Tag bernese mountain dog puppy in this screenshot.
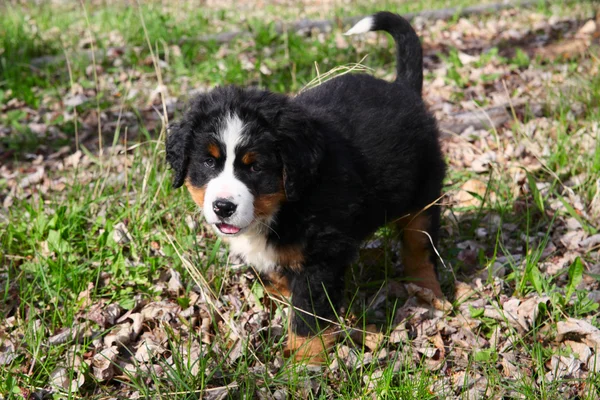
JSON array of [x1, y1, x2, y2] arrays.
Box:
[[166, 12, 446, 362]]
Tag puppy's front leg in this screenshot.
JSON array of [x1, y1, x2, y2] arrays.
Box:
[[285, 266, 345, 363]]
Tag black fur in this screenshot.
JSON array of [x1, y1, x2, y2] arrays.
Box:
[[166, 12, 445, 340], [372, 11, 424, 93], [166, 119, 193, 188]]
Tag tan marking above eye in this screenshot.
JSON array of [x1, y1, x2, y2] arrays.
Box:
[[207, 143, 220, 158], [241, 152, 256, 165]]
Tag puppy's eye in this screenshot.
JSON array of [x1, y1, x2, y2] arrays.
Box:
[[204, 158, 216, 168], [250, 164, 261, 173]]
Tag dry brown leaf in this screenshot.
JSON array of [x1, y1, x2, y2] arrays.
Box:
[[349, 324, 384, 352], [500, 354, 523, 379], [515, 296, 549, 332], [49, 368, 69, 391], [0, 340, 18, 366], [340, 346, 360, 369], [92, 346, 119, 382], [228, 339, 244, 363], [545, 355, 580, 380], [77, 282, 95, 309], [112, 222, 133, 245], [563, 340, 592, 364], [134, 338, 165, 363], [471, 151, 497, 173], [580, 234, 600, 250], [19, 166, 45, 189], [104, 322, 133, 347], [180, 340, 203, 376], [537, 39, 590, 60], [200, 317, 212, 344], [48, 323, 89, 346], [140, 301, 180, 322], [168, 268, 184, 294], [577, 19, 597, 37], [84, 302, 106, 327], [557, 318, 600, 348], [405, 283, 452, 312], [587, 352, 600, 373], [455, 179, 489, 207], [389, 322, 409, 344], [64, 151, 82, 168], [105, 303, 122, 326], [454, 281, 476, 302], [363, 369, 384, 390], [502, 298, 523, 332]]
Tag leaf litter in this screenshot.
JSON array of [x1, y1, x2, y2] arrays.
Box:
[[1, 2, 600, 399]]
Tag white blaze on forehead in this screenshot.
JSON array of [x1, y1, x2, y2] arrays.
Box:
[[221, 113, 246, 175], [203, 113, 255, 232], [344, 16, 374, 36]]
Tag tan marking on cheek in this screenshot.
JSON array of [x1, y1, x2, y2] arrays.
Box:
[[276, 246, 304, 272], [253, 191, 286, 218], [398, 214, 443, 298], [241, 152, 256, 165], [286, 326, 339, 364], [207, 143, 220, 158], [184, 181, 207, 207]]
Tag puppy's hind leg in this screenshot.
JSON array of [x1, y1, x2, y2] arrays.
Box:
[[397, 209, 443, 298]]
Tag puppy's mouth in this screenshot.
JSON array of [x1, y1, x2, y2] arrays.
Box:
[[215, 223, 242, 235]]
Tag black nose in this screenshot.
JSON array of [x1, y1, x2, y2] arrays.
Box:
[[213, 199, 237, 218]]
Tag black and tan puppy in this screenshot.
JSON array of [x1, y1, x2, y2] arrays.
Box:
[[166, 12, 446, 362]]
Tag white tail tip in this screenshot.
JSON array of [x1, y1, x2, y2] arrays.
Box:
[[344, 16, 374, 36]]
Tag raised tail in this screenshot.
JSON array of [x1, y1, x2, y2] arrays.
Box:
[[345, 12, 423, 94]]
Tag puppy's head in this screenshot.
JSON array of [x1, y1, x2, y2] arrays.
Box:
[[166, 86, 323, 237]]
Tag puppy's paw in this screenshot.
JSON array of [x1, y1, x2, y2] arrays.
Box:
[[285, 327, 339, 364], [406, 283, 452, 312]]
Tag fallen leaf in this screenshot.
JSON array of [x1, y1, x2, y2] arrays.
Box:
[[536, 39, 589, 61], [587, 352, 600, 373], [64, 94, 89, 107], [545, 355, 580, 380], [104, 322, 133, 347], [563, 340, 591, 364], [140, 301, 180, 322], [49, 367, 69, 391], [350, 324, 384, 351], [471, 151, 497, 173], [48, 323, 89, 346], [92, 346, 119, 381], [19, 167, 45, 189], [406, 283, 452, 312], [455, 179, 489, 207], [0, 340, 18, 365], [135, 338, 165, 363], [168, 268, 184, 294], [112, 222, 133, 245], [557, 318, 600, 348], [577, 19, 597, 36]]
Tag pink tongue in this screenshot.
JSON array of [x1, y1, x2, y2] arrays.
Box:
[[218, 223, 241, 234]]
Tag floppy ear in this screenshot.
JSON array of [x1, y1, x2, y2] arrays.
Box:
[[275, 104, 324, 201], [165, 120, 193, 188]]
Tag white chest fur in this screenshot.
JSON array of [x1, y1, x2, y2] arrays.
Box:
[[227, 229, 279, 273]]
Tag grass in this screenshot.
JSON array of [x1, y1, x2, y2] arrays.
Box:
[[1, 0, 600, 398]]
